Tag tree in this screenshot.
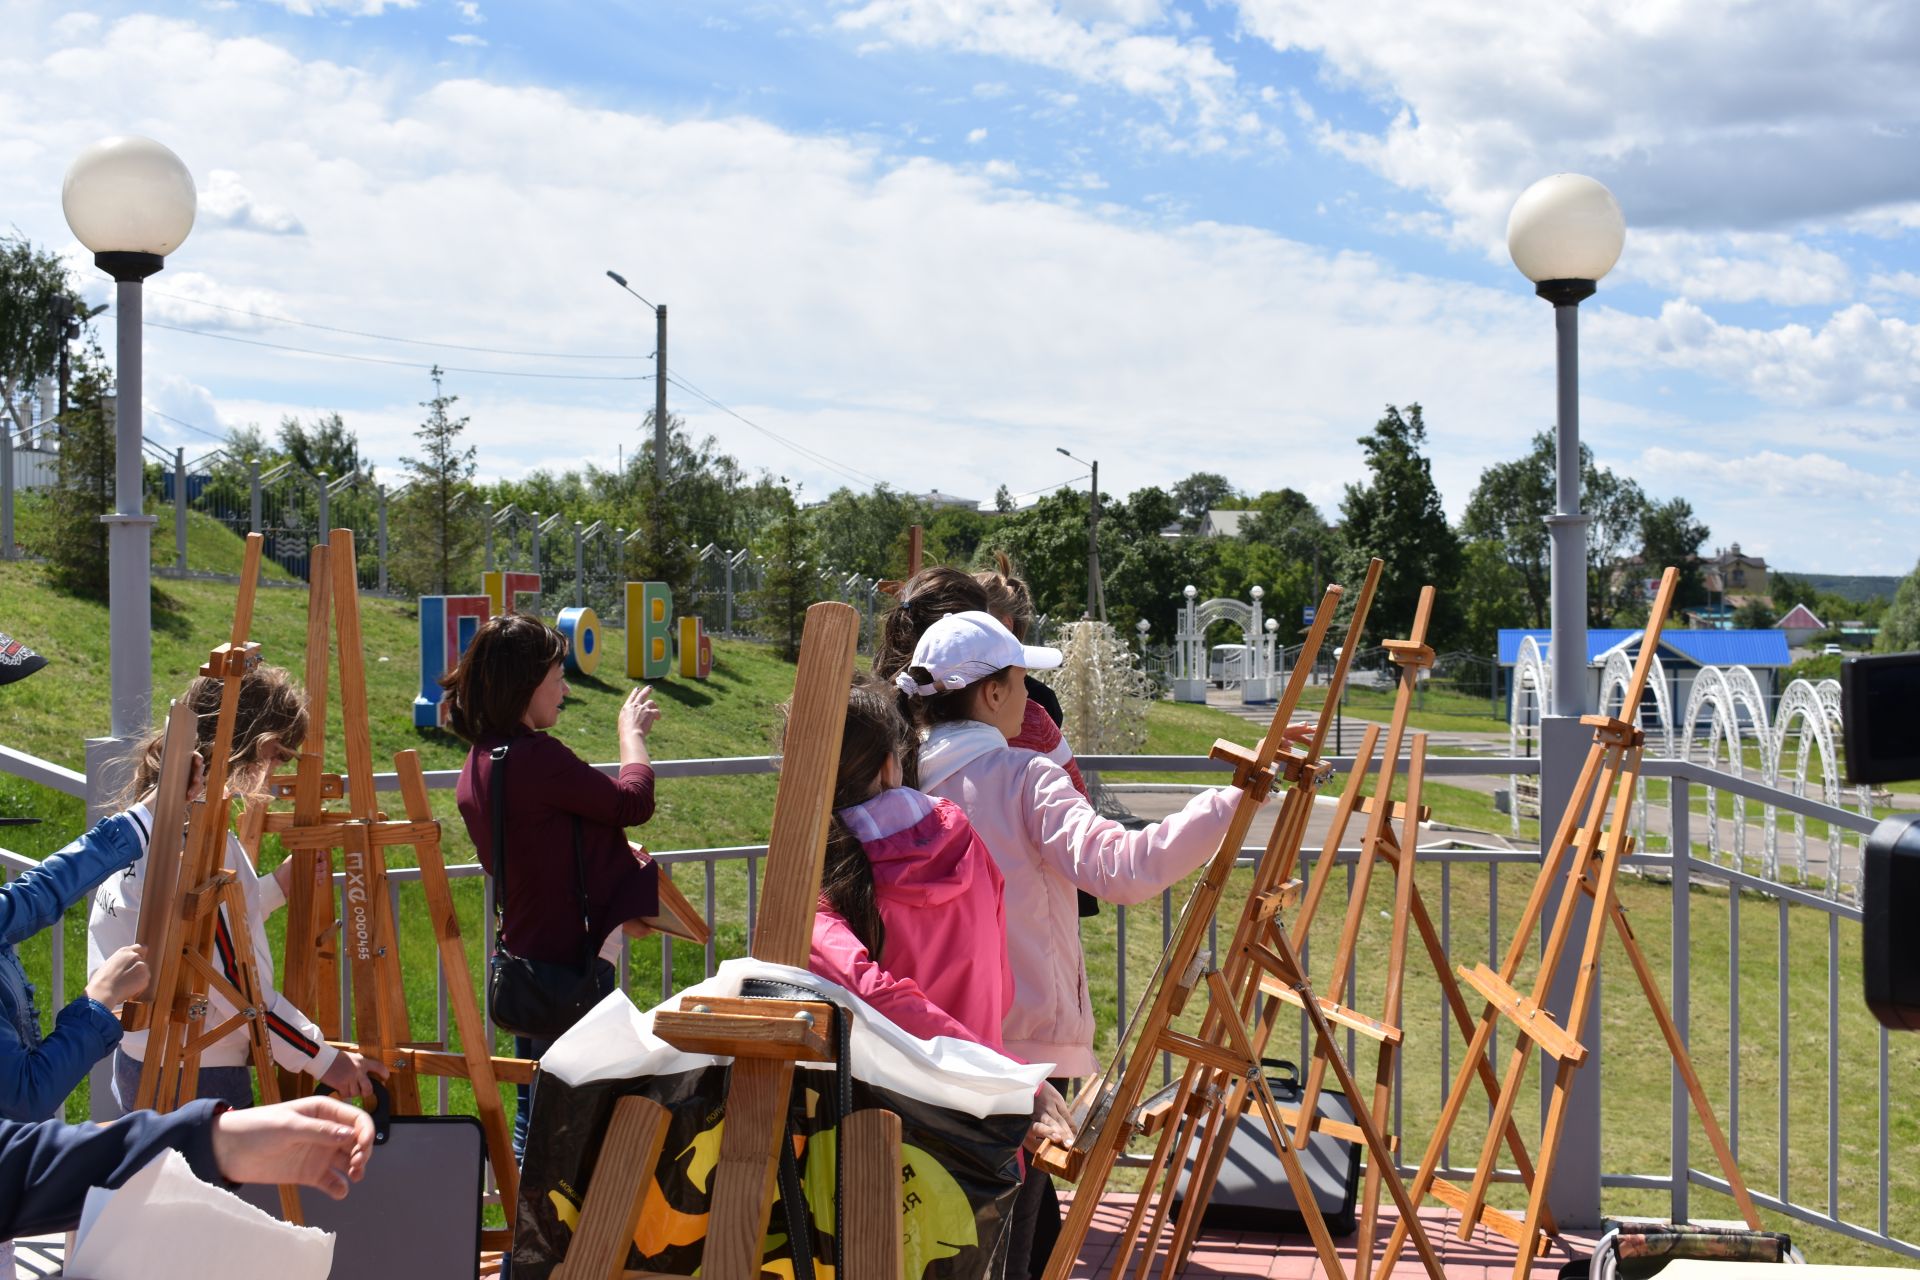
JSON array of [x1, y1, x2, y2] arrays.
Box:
[[1455, 538, 1532, 656], [1877, 558, 1920, 654], [809, 484, 931, 579], [994, 484, 1015, 514], [1771, 573, 1817, 614], [749, 483, 817, 661], [1170, 472, 1239, 531], [1584, 465, 1648, 624], [0, 234, 91, 431], [41, 348, 115, 599], [278, 412, 364, 481], [1338, 404, 1461, 647], [1639, 497, 1711, 610], [388, 367, 481, 595], [1732, 599, 1775, 629]]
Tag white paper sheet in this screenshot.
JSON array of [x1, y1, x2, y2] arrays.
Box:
[[66, 1150, 334, 1280]]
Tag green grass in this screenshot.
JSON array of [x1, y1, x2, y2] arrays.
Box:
[[1298, 681, 1511, 736], [2, 557, 1915, 1263]]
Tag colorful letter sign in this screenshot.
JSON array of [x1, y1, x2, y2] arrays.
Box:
[[413, 594, 493, 727], [678, 615, 712, 679], [626, 582, 675, 681], [557, 606, 602, 677], [482, 570, 542, 616]]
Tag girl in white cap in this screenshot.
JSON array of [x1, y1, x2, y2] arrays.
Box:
[[898, 609, 1279, 1275]]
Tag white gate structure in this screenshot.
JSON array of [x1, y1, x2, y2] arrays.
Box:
[[1170, 583, 1277, 704]]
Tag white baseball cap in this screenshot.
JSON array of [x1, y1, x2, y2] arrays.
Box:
[[895, 610, 1062, 696]]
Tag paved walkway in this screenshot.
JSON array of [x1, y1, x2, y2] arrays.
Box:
[[1061, 1193, 1593, 1280]]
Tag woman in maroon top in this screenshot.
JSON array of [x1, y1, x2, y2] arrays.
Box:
[[441, 612, 662, 1158]]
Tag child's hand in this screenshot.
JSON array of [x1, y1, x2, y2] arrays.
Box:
[[1024, 1080, 1074, 1152], [211, 1096, 375, 1200], [184, 751, 207, 802], [319, 1048, 391, 1100], [1280, 720, 1315, 745], [272, 853, 333, 900], [87, 944, 150, 1009]]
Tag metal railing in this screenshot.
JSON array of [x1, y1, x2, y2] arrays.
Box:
[[0, 746, 1907, 1259]]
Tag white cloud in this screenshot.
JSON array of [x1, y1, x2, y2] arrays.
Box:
[[448, 32, 486, 46], [966, 126, 988, 144], [258, 0, 417, 15], [1594, 300, 1920, 411], [1237, 1, 1920, 247], [198, 169, 305, 235], [835, 0, 1254, 146], [1618, 231, 1851, 307], [454, 0, 482, 22]]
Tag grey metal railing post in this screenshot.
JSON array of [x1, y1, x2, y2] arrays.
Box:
[[248, 457, 262, 533], [531, 511, 541, 574], [173, 446, 188, 570], [1, 420, 14, 560], [377, 485, 391, 594], [315, 471, 330, 545], [1671, 776, 1692, 1223], [484, 501, 494, 570], [1539, 714, 1602, 1228], [574, 521, 586, 607]]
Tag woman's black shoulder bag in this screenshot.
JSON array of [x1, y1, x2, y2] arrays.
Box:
[[483, 740, 617, 1042]]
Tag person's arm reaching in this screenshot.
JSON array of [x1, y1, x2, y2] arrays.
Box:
[[541, 685, 661, 829], [0, 946, 148, 1123], [0, 813, 147, 949], [1023, 758, 1242, 906], [808, 911, 979, 1044], [0, 1095, 375, 1239]]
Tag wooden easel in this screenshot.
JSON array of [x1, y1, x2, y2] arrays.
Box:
[[555, 601, 906, 1280], [1035, 562, 1446, 1280], [257, 528, 523, 1246], [122, 533, 301, 1221], [1375, 568, 1759, 1280]]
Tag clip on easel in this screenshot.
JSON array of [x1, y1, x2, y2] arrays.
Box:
[[1037, 560, 1446, 1280], [121, 533, 302, 1221], [555, 601, 906, 1280], [252, 528, 534, 1252], [1377, 567, 1759, 1280]]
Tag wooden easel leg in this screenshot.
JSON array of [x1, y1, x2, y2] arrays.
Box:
[[706, 1058, 799, 1280], [843, 1109, 904, 1280], [1107, 1069, 1193, 1280], [550, 1095, 671, 1280], [1603, 896, 1760, 1228]]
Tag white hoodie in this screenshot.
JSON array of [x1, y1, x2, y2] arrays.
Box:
[[917, 719, 1239, 1076], [87, 803, 339, 1080]]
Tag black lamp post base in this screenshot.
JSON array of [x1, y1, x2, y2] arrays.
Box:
[[95, 251, 164, 282]]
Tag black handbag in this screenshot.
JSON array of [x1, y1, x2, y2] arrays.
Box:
[[484, 741, 616, 1042]]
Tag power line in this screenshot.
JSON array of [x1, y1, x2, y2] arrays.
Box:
[[138, 319, 651, 382], [144, 289, 646, 361], [1002, 472, 1090, 505], [663, 371, 894, 489], [146, 408, 227, 443]]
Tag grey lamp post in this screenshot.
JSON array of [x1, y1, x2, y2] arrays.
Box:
[[1055, 446, 1104, 621], [62, 135, 196, 749], [606, 270, 667, 485], [1506, 171, 1625, 1230]]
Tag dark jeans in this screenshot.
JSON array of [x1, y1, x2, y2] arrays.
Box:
[[1006, 1077, 1071, 1280], [112, 1049, 254, 1112], [511, 1033, 554, 1164]]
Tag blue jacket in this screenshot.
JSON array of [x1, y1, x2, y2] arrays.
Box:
[[0, 1098, 225, 1238], [0, 812, 148, 1122]]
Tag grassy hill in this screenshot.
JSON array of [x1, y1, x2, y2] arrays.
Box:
[[1776, 571, 1902, 604], [2, 557, 1915, 1262]]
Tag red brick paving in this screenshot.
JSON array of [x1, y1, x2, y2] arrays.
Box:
[[1059, 1193, 1595, 1280]]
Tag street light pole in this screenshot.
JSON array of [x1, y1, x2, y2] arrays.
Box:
[[1056, 446, 1105, 621], [1506, 171, 1626, 1232], [62, 135, 196, 753], [607, 270, 667, 484]]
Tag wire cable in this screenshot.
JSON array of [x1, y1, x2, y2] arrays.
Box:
[[144, 289, 646, 361], [139, 319, 651, 381], [1001, 472, 1090, 505], [146, 408, 228, 443], [663, 371, 895, 489]]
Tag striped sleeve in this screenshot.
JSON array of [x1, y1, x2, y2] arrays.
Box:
[[211, 906, 339, 1079]]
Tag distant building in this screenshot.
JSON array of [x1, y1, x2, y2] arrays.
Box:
[[916, 490, 982, 512], [1774, 603, 1825, 647], [1198, 509, 1252, 538], [1704, 542, 1769, 602]]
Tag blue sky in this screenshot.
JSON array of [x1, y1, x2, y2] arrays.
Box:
[[3, 0, 1917, 574]]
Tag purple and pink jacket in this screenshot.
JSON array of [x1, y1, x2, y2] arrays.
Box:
[[807, 789, 1014, 1055]]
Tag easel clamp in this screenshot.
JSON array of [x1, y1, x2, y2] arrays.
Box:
[[1381, 639, 1435, 669], [652, 996, 840, 1062]]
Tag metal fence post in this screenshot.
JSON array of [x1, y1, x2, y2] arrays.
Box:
[[315, 471, 330, 546], [0, 418, 13, 561], [484, 501, 495, 571], [377, 486, 390, 594], [1671, 775, 1692, 1223], [173, 446, 188, 571], [574, 521, 586, 607], [531, 511, 541, 574], [1539, 713, 1603, 1228], [724, 549, 736, 634], [248, 457, 262, 533]]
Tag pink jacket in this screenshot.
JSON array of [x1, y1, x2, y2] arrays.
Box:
[[917, 719, 1239, 1076], [808, 789, 1014, 1053]]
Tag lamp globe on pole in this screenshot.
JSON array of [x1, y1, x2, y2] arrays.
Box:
[[63, 135, 196, 743]]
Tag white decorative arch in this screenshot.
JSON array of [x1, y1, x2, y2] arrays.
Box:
[[1509, 635, 1551, 836], [1600, 647, 1673, 850], [1682, 666, 1752, 871], [1767, 678, 1846, 885], [1723, 665, 1772, 746]]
